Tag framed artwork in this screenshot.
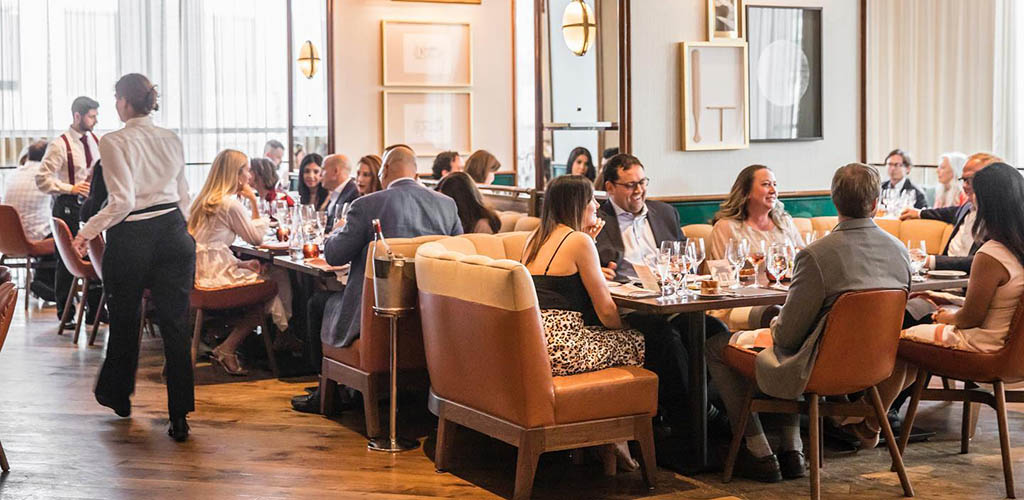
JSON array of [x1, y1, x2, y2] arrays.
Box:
[[381, 20, 472, 87], [680, 40, 749, 151], [383, 90, 473, 156], [745, 6, 823, 141], [708, 0, 743, 40]]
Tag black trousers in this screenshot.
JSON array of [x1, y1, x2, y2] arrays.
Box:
[[304, 291, 331, 374], [94, 210, 196, 418]]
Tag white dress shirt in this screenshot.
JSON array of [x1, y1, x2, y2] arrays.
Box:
[[36, 127, 99, 194], [888, 177, 907, 193], [79, 116, 190, 241], [948, 208, 977, 257], [610, 199, 658, 278], [3, 161, 52, 241]]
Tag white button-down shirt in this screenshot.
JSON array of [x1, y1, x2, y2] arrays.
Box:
[[610, 199, 658, 279], [3, 161, 52, 241], [79, 116, 190, 241], [36, 127, 99, 195], [890, 177, 907, 193], [948, 208, 977, 257]]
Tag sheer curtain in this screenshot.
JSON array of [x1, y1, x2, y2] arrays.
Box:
[[993, 0, 1021, 166], [0, 0, 288, 189]]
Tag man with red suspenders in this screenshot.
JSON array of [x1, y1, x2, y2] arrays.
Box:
[[36, 96, 103, 323]]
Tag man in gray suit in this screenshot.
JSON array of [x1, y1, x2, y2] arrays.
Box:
[[290, 145, 461, 413], [707, 163, 911, 482]]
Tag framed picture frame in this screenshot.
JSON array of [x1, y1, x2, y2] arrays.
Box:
[[383, 90, 473, 156], [680, 40, 749, 151], [381, 20, 473, 87], [745, 5, 823, 141], [708, 0, 743, 40]]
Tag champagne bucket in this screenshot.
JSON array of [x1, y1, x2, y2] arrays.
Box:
[[372, 253, 417, 312]]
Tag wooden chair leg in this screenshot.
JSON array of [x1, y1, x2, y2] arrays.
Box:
[[809, 394, 821, 500], [818, 416, 825, 469], [89, 290, 107, 346], [137, 296, 148, 341], [364, 375, 382, 439], [513, 431, 543, 500], [260, 318, 280, 377], [899, 370, 929, 455], [941, 377, 952, 390], [870, 386, 914, 497], [23, 256, 32, 311], [319, 373, 336, 416], [994, 381, 1016, 499], [72, 278, 89, 344], [968, 401, 981, 439], [634, 416, 657, 490], [722, 383, 755, 482], [961, 387, 973, 454], [435, 412, 457, 472], [0, 437, 8, 472], [57, 278, 78, 335], [191, 309, 203, 369]]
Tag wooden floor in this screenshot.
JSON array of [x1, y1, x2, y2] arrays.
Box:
[[1, 290, 1022, 499]]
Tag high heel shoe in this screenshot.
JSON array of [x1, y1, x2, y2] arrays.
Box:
[[594, 442, 640, 476], [211, 347, 249, 376]]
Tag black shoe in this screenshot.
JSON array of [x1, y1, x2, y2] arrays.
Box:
[[778, 450, 807, 479], [304, 386, 319, 394], [95, 392, 131, 417], [734, 447, 783, 483], [291, 389, 321, 414], [168, 416, 190, 442], [708, 404, 732, 437]]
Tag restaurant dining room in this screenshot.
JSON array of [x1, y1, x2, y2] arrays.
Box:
[[1, 0, 1024, 498]]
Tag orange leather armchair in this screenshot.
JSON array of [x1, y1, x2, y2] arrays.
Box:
[[50, 217, 98, 343], [896, 294, 1024, 498], [190, 280, 280, 376], [720, 290, 913, 500], [319, 235, 444, 438], [416, 235, 658, 500], [0, 204, 55, 310], [0, 280, 17, 471]]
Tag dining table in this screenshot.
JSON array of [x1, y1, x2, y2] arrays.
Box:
[[612, 276, 970, 472]]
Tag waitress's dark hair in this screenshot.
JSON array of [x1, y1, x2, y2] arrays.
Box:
[[114, 73, 159, 115], [522, 175, 593, 265], [971, 163, 1024, 266], [298, 153, 328, 206], [565, 146, 595, 181]]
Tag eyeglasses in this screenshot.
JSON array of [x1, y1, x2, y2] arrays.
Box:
[[885, 161, 906, 168], [959, 176, 973, 186], [611, 178, 650, 191]]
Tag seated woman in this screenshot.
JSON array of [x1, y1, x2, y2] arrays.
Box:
[[188, 150, 294, 375], [355, 154, 383, 196], [465, 150, 500, 185], [437, 172, 500, 234], [521, 174, 644, 471], [249, 157, 295, 207], [710, 164, 804, 260], [566, 146, 596, 182], [845, 162, 1024, 446], [933, 151, 968, 208], [297, 153, 328, 210]]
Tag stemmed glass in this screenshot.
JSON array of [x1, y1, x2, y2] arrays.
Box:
[[686, 237, 705, 276], [726, 238, 749, 289], [646, 250, 674, 300], [766, 242, 794, 289], [908, 240, 928, 282], [746, 240, 766, 287], [661, 241, 688, 298]]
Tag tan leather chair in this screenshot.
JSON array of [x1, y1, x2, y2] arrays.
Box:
[[791, 217, 812, 235], [720, 290, 913, 500], [0, 281, 17, 471], [682, 223, 713, 241], [0, 204, 55, 310], [319, 235, 443, 438], [896, 294, 1024, 498], [810, 216, 838, 234], [873, 217, 902, 239], [896, 218, 953, 255], [51, 217, 99, 343], [417, 237, 658, 500], [512, 216, 540, 232], [190, 280, 280, 376], [497, 211, 527, 233]]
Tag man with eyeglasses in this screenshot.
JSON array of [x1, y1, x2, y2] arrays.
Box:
[[881, 148, 928, 209], [594, 154, 730, 463]]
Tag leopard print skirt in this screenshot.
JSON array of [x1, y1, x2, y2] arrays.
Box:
[[540, 309, 645, 377]]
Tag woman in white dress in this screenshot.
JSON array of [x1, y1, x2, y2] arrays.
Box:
[[187, 149, 292, 375]]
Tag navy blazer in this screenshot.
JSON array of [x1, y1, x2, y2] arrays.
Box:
[[321, 179, 462, 347], [882, 178, 928, 209], [594, 199, 683, 279], [324, 179, 360, 232], [921, 202, 978, 273]]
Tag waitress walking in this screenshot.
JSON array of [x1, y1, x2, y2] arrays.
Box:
[[73, 73, 196, 442]]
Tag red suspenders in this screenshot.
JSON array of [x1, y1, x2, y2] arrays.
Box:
[[59, 132, 98, 185]]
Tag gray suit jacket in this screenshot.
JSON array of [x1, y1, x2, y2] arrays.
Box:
[[321, 179, 462, 347], [755, 218, 912, 399]]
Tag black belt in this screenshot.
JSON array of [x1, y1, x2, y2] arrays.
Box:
[[56, 194, 82, 202], [129, 202, 179, 216]]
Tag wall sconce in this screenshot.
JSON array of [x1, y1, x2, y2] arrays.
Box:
[[561, 0, 596, 57], [298, 40, 320, 79]]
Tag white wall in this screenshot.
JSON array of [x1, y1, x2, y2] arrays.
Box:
[[630, 0, 862, 197], [331, 0, 514, 174]]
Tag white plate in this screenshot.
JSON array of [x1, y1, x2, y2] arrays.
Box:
[[928, 270, 967, 279]]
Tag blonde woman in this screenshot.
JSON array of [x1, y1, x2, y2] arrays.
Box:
[[709, 165, 804, 261], [188, 149, 293, 375]]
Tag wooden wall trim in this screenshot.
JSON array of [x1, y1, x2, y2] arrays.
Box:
[[859, 0, 866, 163], [619, 0, 631, 153], [287, 0, 295, 170], [326, 0, 336, 154], [650, 189, 832, 204]]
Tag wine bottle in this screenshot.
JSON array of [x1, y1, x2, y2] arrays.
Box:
[[372, 219, 393, 258]]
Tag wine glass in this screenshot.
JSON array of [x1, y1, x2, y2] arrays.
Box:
[[746, 240, 766, 287], [273, 200, 288, 220], [300, 204, 317, 223], [661, 241, 688, 297], [908, 240, 928, 282], [726, 238, 748, 289], [766, 243, 791, 288], [646, 251, 674, 300], [686, 237, 705, 275]]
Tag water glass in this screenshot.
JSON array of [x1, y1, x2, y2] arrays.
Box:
[[908, 240, 928, 282], [725, 238, 749, 289], [746, 240, 766, 287], [766, 242, 793, 287], [686, 237, 705, 275]]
